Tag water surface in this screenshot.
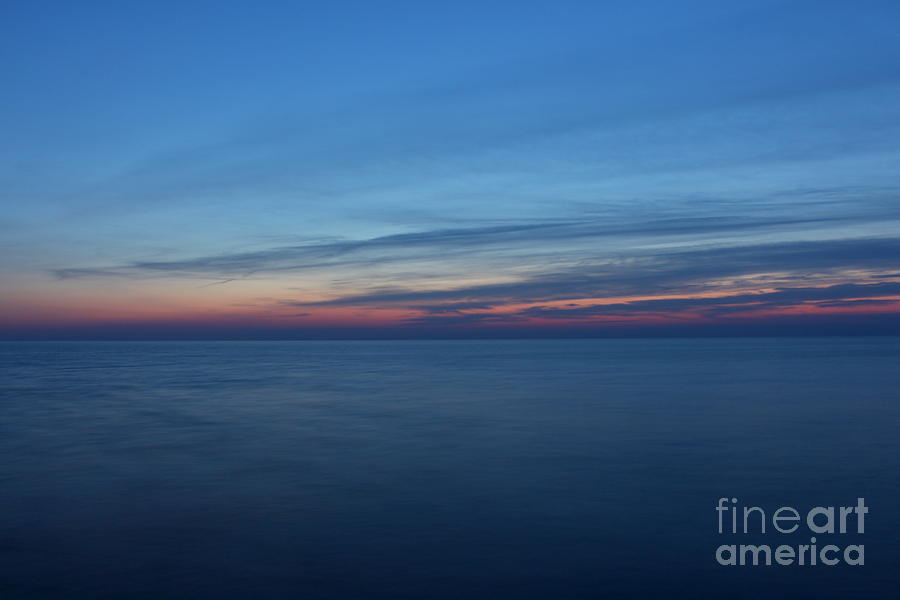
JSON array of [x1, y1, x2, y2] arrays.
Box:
[[1, 338, 898, 598]]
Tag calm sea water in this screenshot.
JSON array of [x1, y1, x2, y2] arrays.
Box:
[[1, 338, 898, 599]]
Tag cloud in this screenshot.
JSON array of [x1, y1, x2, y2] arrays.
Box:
[[520, 281, 900, 320], [409, 301, 498, 314], [34, 0, 900, 224], [404, 312, 527, 327], [53, 267, 138, 280], [52, 213, 865, 280], [288, 236, 900, 308]]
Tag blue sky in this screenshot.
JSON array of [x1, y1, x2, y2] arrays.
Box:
[[3, 0, 900, 338]]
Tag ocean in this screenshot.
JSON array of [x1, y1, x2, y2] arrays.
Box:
[[1, 338, 898, 598]]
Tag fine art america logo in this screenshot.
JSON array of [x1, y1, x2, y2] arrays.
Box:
[[715, 497, 867, 566]]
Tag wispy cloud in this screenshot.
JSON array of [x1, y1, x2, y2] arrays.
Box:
[[285, 237, 900, 309], [520, 281, 900, 320], [51, 212, 878, 280]]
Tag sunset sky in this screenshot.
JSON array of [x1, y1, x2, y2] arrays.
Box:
[[3, 0, 900, 339]]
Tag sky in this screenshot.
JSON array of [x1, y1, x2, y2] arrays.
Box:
[[2, 0, 900, 339]]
